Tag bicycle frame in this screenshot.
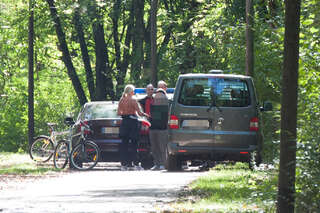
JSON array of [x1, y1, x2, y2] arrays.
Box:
[[30, 122, 70, 163], [47, 123, 69, 146], [69, 120, 100, 170]]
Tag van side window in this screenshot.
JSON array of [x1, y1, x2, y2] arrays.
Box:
[[178, 78, 250, 107]]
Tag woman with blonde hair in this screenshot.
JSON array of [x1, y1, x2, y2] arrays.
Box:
[[117, 84, 149, 171]]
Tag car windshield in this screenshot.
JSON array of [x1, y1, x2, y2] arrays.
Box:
[[178, 77, 250, 107], [84, 103, 120, 119]]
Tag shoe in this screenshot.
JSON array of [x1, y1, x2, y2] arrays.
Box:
[[134, 165, 144, 171], [127, 166, 134, 171], [121, 166, 128, 171], [150, 165, 160, 171], [159, 165, 165, 170], [182, 165, 188, 170]]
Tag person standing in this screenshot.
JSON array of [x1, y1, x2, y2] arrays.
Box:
[[117, 84, 149, 171], [149, 80, 169, 170], [139, 84, 154, 118]]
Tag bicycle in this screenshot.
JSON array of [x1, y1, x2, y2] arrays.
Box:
[[53, 119, 100, 170], [53, 118, 74, 169], [29, 123, 69, 163]]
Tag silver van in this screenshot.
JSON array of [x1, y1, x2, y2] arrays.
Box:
[[165, 71, 272, 171]]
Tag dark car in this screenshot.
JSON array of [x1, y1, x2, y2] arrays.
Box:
[[166, 71, 272, 171], [70, 101, 154, 169]]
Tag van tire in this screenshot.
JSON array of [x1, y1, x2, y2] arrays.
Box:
[[165, 149, 182, 171], [141, 156, 154, 170]]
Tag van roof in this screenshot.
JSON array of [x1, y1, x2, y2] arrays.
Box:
[[179, 73, 252, 80]]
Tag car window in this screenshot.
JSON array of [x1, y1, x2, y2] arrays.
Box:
[[178, 78, 250, 107], [84, 103, 120, 119]]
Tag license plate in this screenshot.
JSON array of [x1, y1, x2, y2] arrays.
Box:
[[101, 127, 119, 134], [182, 120, 209, 129]]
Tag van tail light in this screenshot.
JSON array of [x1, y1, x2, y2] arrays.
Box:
[[240, 152, 249, 154], [80, 120, 91, 136], [249, 117, 259, 131], [140, 120, 151, 135], [137, 148, 147, 152], [169, 115, 179, 129]]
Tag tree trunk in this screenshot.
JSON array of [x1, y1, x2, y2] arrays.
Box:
[[150, 0, 158, 86], [46, 0, 87, 105], [115, 3, 134, 99], [157, 1, 173, 70], [28, 0, 34, 146], [73, 8, 95, 101], [112, 0, 122, 97], [143, 16, 151, 75], [114, 0, 133, 99], [131, 0, 145, 84], [91, 4, 115, 101], [277, 0, 301, 212], [245, 0, 254, 76]]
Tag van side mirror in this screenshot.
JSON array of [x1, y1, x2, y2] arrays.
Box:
[[65, 117, 75, 126], [260, 101, 273, 112]]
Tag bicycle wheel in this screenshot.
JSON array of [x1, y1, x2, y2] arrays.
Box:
[[70, 140, 100, 170], [53, 140, 69, 169], [29, 136, 55, 162]]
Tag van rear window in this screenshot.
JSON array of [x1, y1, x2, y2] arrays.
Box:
[[178, 78, 250, 107]]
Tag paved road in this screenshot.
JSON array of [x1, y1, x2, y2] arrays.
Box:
[[0, 163, 207, 213]]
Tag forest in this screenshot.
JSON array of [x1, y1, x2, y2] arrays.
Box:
[[0, 0, 319, 211]]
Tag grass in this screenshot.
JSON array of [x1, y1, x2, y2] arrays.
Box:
[[167, 163, 278, 213], [0, 152, 58, 175]]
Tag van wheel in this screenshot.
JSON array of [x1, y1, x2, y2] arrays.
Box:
[[141, 156, 154, 170], [165, 149, 182, 171]]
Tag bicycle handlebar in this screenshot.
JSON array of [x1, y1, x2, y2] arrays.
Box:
[[80, 120, 90, 129], [80, 120, 93, 135]]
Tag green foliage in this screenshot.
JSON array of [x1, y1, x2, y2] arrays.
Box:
[[0, 0, 79, 152], [261, 109, 280, 164], [293, 1, 320, 211]]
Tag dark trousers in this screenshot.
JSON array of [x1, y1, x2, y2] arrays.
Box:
[[120, 138, 138, 166], [119, 116, 139, 167], [149, 129, 167, 166]]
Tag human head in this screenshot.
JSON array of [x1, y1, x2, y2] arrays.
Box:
[[156, 88, 165, 95], [157, 80, 167, 91], [146, 84, 154, 97], [123, 84, 135, 97]]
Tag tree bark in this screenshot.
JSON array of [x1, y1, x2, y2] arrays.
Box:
[[28, 0, 34, 146], [116, 3, 134, 98], [277, 0, 301, 212], [131, 0, 145, 84], [46, 0, 87, 105], [112, 0, 122, 78], [150, 0, 158, 86], [112, 0, 123, 97], [245, 0, 254, 76], [73, 7, 95, 101], [91, 3, 115, 101]]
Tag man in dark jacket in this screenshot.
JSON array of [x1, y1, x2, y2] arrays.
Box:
[[149, 81, 169, 170]]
